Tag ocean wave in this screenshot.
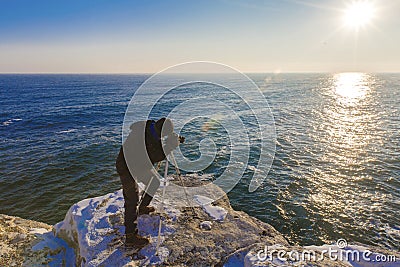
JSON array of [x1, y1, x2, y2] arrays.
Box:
[[2, 118, 22, 126], [247, 165, 258, 172], [1, 74, 399, 250], [56, 129, 77, 134]]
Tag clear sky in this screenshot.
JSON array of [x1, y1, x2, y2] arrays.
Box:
[[0, 0, 398, 73]]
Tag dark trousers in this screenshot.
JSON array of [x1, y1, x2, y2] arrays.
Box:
[[116, 148, 161, 235]]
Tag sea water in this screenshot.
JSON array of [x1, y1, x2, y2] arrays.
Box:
[[0, 73, 399, 250]]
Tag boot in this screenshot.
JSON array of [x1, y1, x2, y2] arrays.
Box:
[[125, 233, 149, 248], [138, 206, 155, 215]]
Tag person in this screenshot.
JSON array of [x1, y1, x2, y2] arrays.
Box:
[[116, 118, 181, 247]]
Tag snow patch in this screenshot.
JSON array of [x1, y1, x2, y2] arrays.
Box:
[[236, 243, 400, 267], [31, 230, 76, 266], [50, 188, 178, 266], [199, 221, 213, 230], [29, 228, 49, 235], [305, 244, 400, 267], [194, 195, 227, 222]]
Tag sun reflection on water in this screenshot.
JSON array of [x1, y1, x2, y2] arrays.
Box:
[[334, 72, 371, 104], [327, 72, 376, 151], [305, 72, 388, 244]]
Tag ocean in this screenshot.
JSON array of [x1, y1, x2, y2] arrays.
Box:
[[0, 73, 399, 251]]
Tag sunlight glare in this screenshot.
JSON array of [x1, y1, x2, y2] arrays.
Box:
[[343, 1, 375, 29], [334, 73, 370, 101]]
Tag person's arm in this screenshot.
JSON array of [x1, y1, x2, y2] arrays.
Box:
[[145, 124, 179, 163], [163, 133, 180, 156]]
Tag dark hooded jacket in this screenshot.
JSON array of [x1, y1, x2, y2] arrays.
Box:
[[116, 119, 175, 177]]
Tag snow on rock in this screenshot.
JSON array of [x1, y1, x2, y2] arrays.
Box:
[[304, 244, 400, 267], [4, 175, 398, 266], [200, 221, 213, 230], [225, 243, 400, 267], [0, 214, 74, 267], [194, 195, 228, 222], [53, 189, 176, 266], [45, 176, 289, 266], [53, 190, 129, 266]]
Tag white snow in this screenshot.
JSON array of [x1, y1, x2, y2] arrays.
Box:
[[27, 185, 398, 266], [225, 243, 400, 267], [29, 227, 49, 235], [194, 195, 227, 222], [199, 221, 213, 230], [31, 229, 76, 266], [30, 188, 179, 266], [305, 244, 400, 267]]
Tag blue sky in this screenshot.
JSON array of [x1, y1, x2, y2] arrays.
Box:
[[0, 0, 398, 73]]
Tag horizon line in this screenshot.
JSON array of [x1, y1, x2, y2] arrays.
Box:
[[1, 71, 399, 75]]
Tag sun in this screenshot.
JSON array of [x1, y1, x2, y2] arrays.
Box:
[[343, 1, 376, 29]]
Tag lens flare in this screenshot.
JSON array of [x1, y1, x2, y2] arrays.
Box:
[[343, 1, 375, 29]]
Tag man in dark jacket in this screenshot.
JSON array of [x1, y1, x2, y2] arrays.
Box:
[[116, 118, 180, 247]]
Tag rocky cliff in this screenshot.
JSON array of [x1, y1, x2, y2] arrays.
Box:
[[1, 176, 398, 266]]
